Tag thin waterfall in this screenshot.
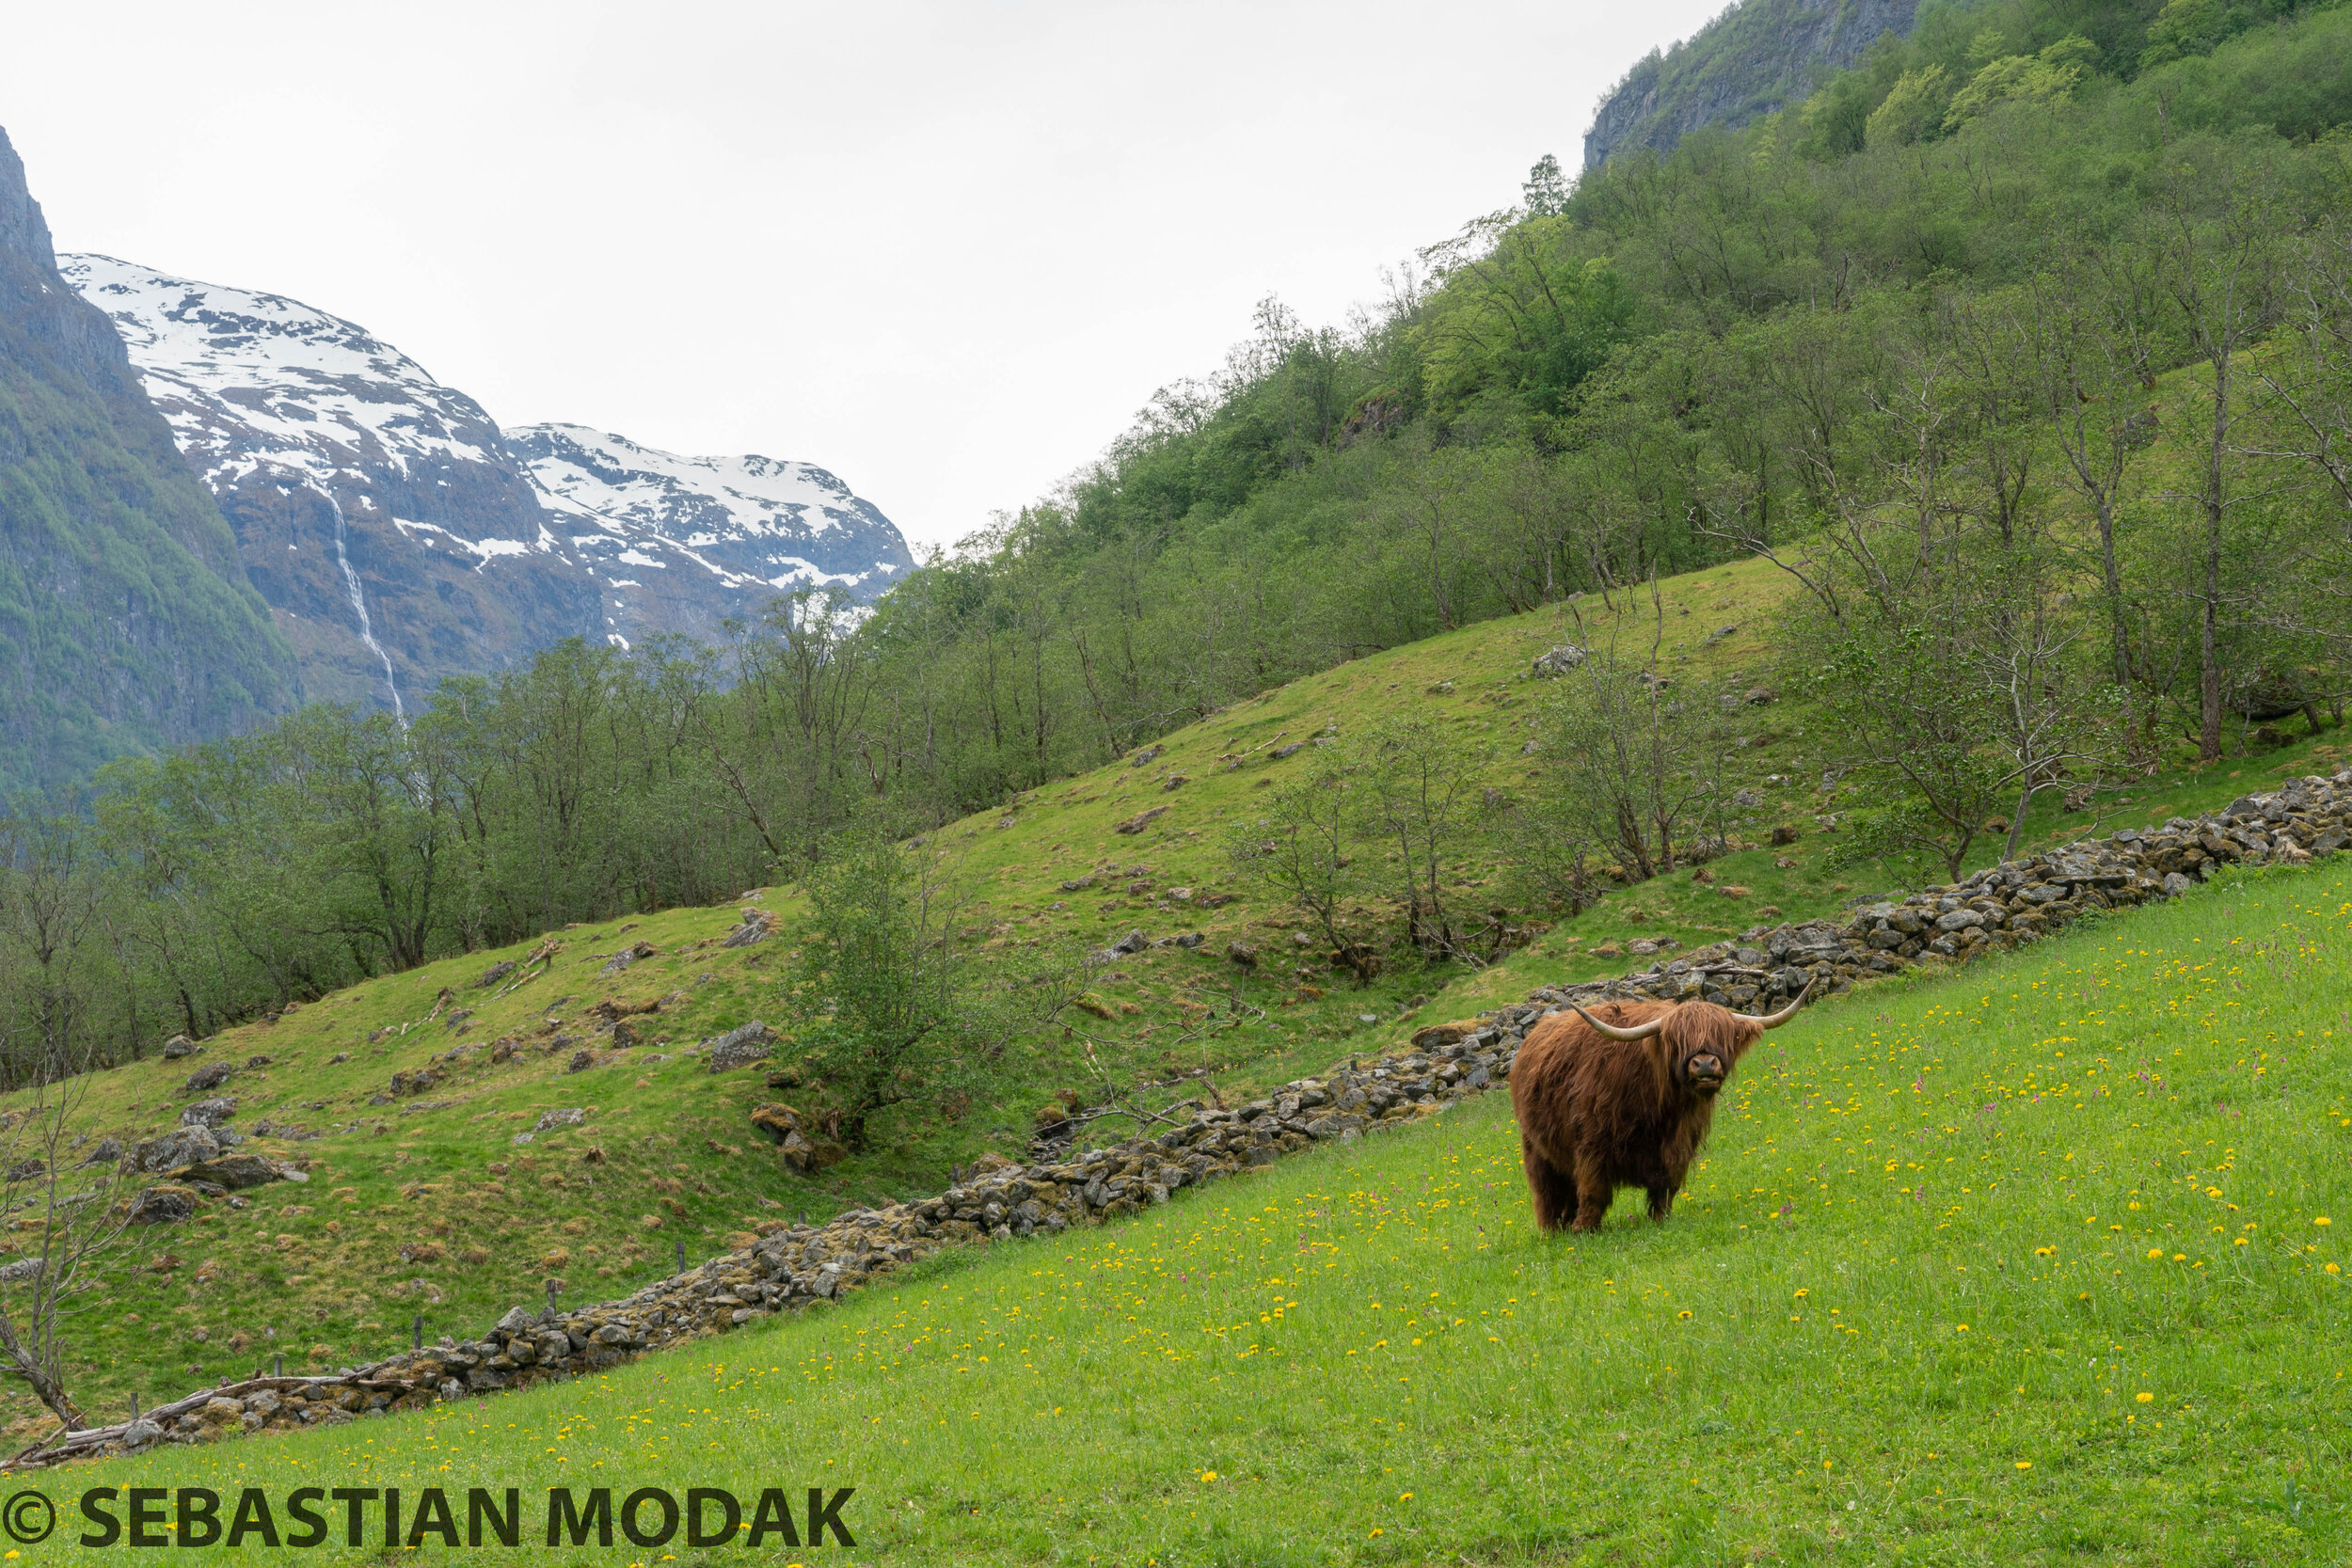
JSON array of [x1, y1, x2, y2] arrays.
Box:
[[320, 484, 404, 720]]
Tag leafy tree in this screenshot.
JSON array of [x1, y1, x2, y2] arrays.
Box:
[[1866, 65, 1951, 148], [1225, 754, 1378, 980], [1351, 716, 1489, 959], [1522, 153, 1569, 217], [1528, 588, 1737, 884], [787, 825, 1081, 1151]]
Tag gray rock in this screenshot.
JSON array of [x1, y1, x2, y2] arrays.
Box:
[[128, 1185, 197, 1225], [181, 1062, 232, 1095], [1532, 644, 1586, 676], [133, 1127, 221, 1173], [721, 918, 770, 951], [181, 1096, 238, 1129], [534, 1108, 587, 1132], [160, 1036, 197, 1060], [174, 1155, 286, 1191], [599, 941, 657, 976], [704, 1022, 774, 1072], [77, 1137, 122, 1167]]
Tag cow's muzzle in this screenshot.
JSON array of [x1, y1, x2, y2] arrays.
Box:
[[1687, 1054, 1726, 1097]]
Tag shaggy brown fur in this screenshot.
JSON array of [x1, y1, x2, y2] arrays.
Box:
[[1509, 999, 1766, 1232]]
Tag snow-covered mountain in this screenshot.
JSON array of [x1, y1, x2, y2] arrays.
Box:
[[59, 254, 912, 711], [512, 424, 911, 647]]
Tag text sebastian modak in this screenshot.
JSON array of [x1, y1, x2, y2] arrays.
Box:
[[2, 1484, 854, 1549]]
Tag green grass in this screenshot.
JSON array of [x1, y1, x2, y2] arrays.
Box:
[[13, 547, 2352, 1441], [69, 855, 2352, 1564]]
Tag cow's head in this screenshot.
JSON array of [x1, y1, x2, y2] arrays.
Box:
[[1568, 978, 1813, 1100]]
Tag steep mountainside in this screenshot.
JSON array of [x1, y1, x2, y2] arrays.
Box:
[[60, 255, 913, 710], [0, 133, 292, 789], [1582, 0, 1918, 169], [512, 423, 913, 646], [60, 253, 594, 713]]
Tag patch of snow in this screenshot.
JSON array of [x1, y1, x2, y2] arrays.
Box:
[[59, 253, 504, 486]]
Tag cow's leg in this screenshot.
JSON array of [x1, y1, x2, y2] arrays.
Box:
[[1521, 1138, 1576, 1232], [1568, 1150, 1613, 1232], [1649, 1144, 1695, 1222]]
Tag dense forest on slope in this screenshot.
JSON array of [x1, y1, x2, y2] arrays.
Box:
[[5, 0, 2352, 1081]]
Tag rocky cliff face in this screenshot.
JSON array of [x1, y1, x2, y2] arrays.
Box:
[[1583, 0, 1918, 170], [60, 256, 914, 715], [0, 133, 294, 789]]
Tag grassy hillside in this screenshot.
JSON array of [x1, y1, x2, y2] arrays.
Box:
[[70, 851, 2352, 1562], [9, 548, 2348, 1439]]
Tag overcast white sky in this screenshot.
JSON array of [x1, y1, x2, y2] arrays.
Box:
[[4, 0, 1723, 551]]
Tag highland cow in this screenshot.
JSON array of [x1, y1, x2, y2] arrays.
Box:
[[1510, 982, 1812, 1232]]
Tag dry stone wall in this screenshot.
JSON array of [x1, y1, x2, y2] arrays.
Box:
[[18, 771, 2351, 1469]]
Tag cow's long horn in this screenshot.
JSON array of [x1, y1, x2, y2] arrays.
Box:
[[1567, 1004, 1667, 1041], [1750, 975, 1816, 1030]]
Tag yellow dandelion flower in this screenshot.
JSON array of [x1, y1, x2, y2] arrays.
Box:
[[2015, 1462, 2032, 1471], [2318, 1217, 2333, 1227], [1954, 1323, 1969, 1332]]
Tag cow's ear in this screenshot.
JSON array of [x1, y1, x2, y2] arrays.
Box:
[[1731, 1021, 1766, 1058]]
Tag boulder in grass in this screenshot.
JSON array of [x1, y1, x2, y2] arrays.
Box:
[[705, 1022, 773, 1072], [776, 1129, 847, 1176], [598, 941, 658, 977], [721, 914, 771, 950], [129, 1185, 198, 1225], [134, 1127, 221, 1174], [181, 1062, 232, 1095], [160, 1036, 197, 1060], [748, 1103, 801, 1144], [181, 1097, 238, 1129], [175, 1154, 288, 1191]]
